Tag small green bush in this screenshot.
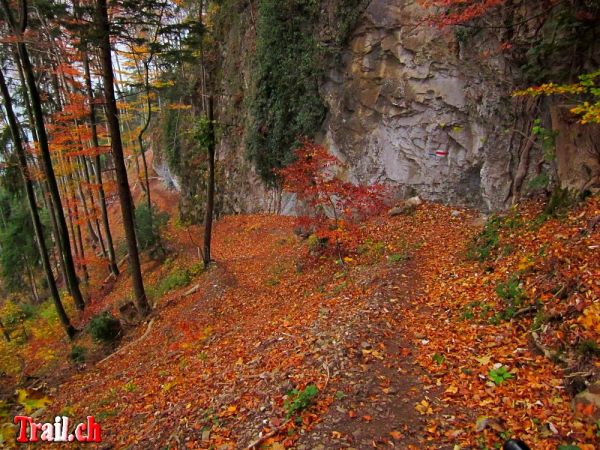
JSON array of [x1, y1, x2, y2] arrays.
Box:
[[488, 366, 514, 385], [466, 216, 502, 261], [544, 187, 576, 217], [356, 240, 385, 256], [494, 275, 526, 320], [147, 264, 200, 301], [389, 252, 409, 263], [69, 345, 86, 364], [528, 172, 550, 191], [496, 276, 525, 303], [307, 234, 328, 253], [284, 384, 318, 418], [578, 340, 600, 357], [88, 312, 122, 344], [134, 203, 169, 251]]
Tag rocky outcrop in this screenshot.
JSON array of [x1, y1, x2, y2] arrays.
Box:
[[169, 0, 598, 220], [321, 0, 517, 211]]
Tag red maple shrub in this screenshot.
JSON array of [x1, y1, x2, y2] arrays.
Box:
[[276, 139, 388, 252]]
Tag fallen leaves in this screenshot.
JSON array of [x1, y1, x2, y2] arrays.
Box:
[[3, 185, 597, 449], [415, 399, 434, 415]]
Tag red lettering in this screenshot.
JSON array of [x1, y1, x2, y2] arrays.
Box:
[[13, 416, 31, 443], [86, 416, 101, 442]]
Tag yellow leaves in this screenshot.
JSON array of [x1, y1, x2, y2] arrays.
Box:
[[16, 389, 51, 414], [579, 302, 600, 334], [161, 382, 176, 393], [415, 399, 433, 415], [475, 355, 492, 366], [517, 256, 534, 272], [571, 100, 600, 124], [513, 70, 600, 124], [167, 103, 192, 110], [130, 44, 149, 55], [513, 82, 586, 97], [0, 422, 15, 449], [151, 79, 175, 88], [444, 384, 458, 394], [361, 348, 384, 360], [227, 405, 238, 413]]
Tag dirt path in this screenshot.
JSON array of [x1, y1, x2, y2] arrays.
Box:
[[47, 197, 459, 449], [46, 163, 600, 449]]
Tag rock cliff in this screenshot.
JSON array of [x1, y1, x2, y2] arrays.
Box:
[[160, 0, 599, 221]]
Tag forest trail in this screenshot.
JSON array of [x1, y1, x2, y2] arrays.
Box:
[[48, 168, 480, 449], [4, 165, 598, 449]]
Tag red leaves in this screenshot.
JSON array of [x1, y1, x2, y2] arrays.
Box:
[[418, 0, 507, 28], [277, 139, 388, 248]]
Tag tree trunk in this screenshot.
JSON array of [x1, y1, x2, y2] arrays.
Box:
[[77, 155, 105, 256], [138, 60, 153, 214], [203, 95, 216, 267], [83, 51, 119, 276], [1, 0, 86, 310], [97, 0, 149, 316], [0, 68, 76, 338], [12, 44, 69, 290], [26, 261, 40, 303]]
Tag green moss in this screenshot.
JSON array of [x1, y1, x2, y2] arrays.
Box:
[[246, 0, 327, 184]]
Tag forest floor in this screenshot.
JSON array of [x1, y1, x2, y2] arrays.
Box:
[[1, 167, 599, 449]]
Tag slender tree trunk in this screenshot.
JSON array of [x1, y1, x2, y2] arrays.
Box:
[[12, 45, 69, 288], [80, 156, 107, 256], [1, 0, 86, 310], [41, 178, 69, 287], [25, 261, 39, 303], [66, 162, 89, 285], [83, 51, 119, 276], [138, 60, 153, 214], [76, 156, 103, 252], [0, 68, 76, 338], [203, 96, 216, 267], [97, 0, 149, 315]]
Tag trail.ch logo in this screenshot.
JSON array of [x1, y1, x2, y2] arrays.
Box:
[[14, 416, 101, 443]]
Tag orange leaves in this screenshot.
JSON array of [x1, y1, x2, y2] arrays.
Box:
[[579, 303, 600, 334], [389, 430, 403, 440]]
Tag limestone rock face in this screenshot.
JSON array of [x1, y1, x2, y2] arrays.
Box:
[[171, 0, 571, 220], [321, 0, 516, 211]]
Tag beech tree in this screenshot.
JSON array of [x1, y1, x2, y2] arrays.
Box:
[[96, 0, 150, 316]]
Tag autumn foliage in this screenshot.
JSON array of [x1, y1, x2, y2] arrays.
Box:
[[417, 0, 507, 27], [277, 140, 387, 246]]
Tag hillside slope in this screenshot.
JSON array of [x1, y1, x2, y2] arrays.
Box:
[[0, 162, 598, 448], [4, 187, 596, 448]]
